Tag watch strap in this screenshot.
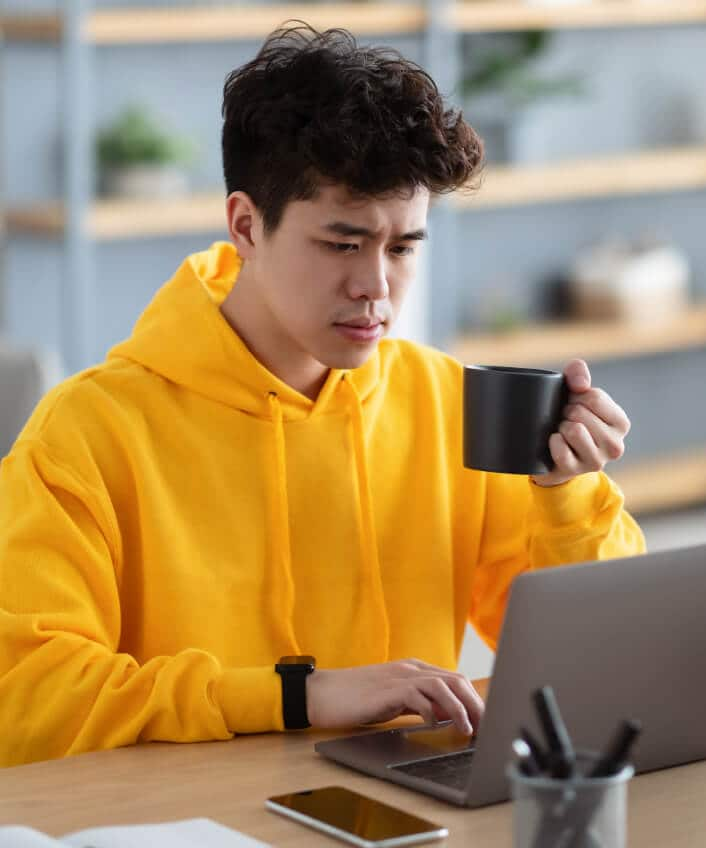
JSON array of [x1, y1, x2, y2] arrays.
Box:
[[275, 662, 313, 730]]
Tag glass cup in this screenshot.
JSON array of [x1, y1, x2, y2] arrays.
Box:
[[507, 753, 634, 848]]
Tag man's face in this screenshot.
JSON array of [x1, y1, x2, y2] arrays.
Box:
[[233, 182, 430, 374]]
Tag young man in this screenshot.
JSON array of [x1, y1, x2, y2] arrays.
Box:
[[0, 24, 644, 767]]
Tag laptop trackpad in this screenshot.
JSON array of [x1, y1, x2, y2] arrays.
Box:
[[398, 724, 476, 758], [350, 722, 474, 765]]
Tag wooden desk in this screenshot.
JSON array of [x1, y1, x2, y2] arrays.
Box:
[[0, 680, 704, 846]]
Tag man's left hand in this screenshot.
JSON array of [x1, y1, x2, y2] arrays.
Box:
[[531, 359, 631, 488]]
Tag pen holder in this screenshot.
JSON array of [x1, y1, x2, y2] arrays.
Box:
[[507, 753, 634, 848]]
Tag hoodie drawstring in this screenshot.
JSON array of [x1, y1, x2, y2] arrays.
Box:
[[341, 374, 390, 662], [267, 392, 301, 655], [267, 379, 390, 663]]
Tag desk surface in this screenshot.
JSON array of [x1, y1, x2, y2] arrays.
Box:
[[0, 680, 704, 847]]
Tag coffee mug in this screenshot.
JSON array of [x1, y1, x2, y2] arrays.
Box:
[[463, 365, 569, 475]]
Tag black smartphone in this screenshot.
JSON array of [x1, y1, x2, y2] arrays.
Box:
[[266, 785, 448, 847]]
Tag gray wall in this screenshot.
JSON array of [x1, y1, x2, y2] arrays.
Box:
[[2, 9, 705, 466]]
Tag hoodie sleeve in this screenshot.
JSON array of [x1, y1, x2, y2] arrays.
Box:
[[0, 440, 283, 767], [468, 470, 646, 652]]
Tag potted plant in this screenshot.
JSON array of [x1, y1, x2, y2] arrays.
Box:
[[96, 104, 198, 198], [460, 30, 586, 164]]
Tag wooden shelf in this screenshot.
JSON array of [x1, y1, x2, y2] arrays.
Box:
[[5, 192, 229, 240], [8, 144, 706, 239], [454, 146, 706, 210], [610, 448, 706, 515], [4, 204, 65, 238], [0, 14, 62, 42], [451, 304, 706, 367], [0, 6, 426, 45], [452, 0, 706, 32], [87, 5, 427, 43], [4, 2, 706, 44]]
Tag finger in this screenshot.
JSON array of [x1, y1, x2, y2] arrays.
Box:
[[416, 677, 474, 735], [559, 420, 603, 472], [563, 403, 625, 461], [566, 387, 630, 432], [443, 675, 485, 732], [401, 687, 437, 727], [548, 431, 582, 477], [395, 659, 485, 728], [392, 659, 485, 731], [563, 359, 591, 393]]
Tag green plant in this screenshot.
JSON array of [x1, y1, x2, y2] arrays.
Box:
[[461, 30, 585, 110], [96, 104, 197, 169]]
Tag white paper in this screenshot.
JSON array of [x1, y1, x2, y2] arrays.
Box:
[[0, 819, 270, 848], [0, 826, 65, 847]]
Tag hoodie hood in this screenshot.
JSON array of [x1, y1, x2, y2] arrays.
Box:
[[108, 240, 381, 421]]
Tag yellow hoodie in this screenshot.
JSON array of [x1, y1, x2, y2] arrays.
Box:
[[0, 241, 645, 766]]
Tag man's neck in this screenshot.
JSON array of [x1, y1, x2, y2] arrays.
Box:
[[219, 265, 329, 401]]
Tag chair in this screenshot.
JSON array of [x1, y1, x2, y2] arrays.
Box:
[[0, 338, 63, 458]]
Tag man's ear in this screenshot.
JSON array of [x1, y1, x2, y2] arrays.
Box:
[[226, 191, 260, 260]]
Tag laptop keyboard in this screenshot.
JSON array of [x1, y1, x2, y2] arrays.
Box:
[[389, 749, 475, 790]]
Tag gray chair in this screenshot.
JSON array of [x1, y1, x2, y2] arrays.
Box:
[[0, 338, 63, 458]]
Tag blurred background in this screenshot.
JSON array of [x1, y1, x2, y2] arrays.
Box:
[[2, 1, 706, 678]]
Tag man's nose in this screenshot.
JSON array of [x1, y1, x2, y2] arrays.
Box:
[[348, 253, 390, 301]]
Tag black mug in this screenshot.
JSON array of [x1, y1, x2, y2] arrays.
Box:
[[463, 365, 569, 475]]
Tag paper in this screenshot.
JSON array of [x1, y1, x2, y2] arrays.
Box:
[[0, 826, 65, 848], [0, 819, 270, 848]]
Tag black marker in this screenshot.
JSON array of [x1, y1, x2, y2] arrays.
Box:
[[512, 737, 541, 777], [589, 718, 642, 778], [562, 720, 642, 848], [532, 686, 576, 779]]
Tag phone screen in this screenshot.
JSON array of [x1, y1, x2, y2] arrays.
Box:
[[266, 785, 447, 845]]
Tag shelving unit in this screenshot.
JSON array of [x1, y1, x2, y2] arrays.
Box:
[[2, 1, 706, 514]]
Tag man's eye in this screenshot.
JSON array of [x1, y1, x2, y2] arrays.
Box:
[[326, 242, 358, 254], [392, 246, 414, 256]]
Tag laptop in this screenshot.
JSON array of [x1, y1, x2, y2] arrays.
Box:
[[315, 543, 706, 807]]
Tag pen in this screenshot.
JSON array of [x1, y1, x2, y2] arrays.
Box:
[[512, 737, 541, 777], [589, 718, 642, 778], [563, 719, 642, 848], [519, 724, 550, 773], [532, 686, 576, 779]]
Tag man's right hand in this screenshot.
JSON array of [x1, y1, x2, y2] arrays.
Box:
[[305, 658, 484, 736]]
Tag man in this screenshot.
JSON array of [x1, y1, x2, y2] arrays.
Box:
[[0, 23, 644, 767]]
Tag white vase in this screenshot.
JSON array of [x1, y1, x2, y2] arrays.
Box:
[[101, 164, 189, 199]]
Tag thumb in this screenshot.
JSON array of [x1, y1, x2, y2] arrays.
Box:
[[563, 358, 591, 393]]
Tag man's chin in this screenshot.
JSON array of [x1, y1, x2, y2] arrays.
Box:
[[320, 337, 383, 371]]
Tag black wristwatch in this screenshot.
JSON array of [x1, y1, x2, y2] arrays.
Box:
[[275, 655, 316, 730]]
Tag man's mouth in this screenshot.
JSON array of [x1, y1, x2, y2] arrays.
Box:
[[333, 320, 385, 342], [338, 320, 382, 329]]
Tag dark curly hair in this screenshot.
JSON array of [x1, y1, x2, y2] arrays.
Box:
[[221, 21, 484, 235]]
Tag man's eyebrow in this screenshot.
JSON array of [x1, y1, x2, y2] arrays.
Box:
[[322, 221, 428, 241]]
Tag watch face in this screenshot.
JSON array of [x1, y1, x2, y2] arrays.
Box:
[[278, 655, 316, 667]]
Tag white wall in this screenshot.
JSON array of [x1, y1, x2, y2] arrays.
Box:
[[456, 506, 706, 680]]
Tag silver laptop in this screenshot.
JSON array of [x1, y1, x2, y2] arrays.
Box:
[[315, 543, 706, 807]]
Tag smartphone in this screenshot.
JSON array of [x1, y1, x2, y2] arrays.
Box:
[[266, 785, 448, 847]]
